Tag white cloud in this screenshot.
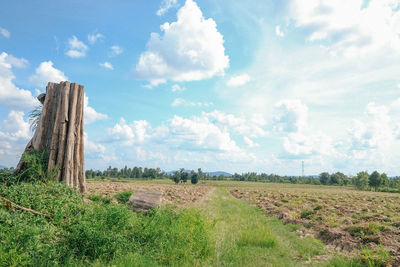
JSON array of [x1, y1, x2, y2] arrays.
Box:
[[226, 74, 251, 87], [0, 52, 37, 109], [0, 27, 10, 38], [289, 0, 400, 55], [29, 61, 67, 87], [84, 132, 105, 154], [110, 45, 123, 57], [171, 84, 186, 92], [99, 62, 113, 70], [135, 0, 229, 86], [171, 98, 213, 107], [275, 25, 284, 37], [65, 36, 88, 58], [0, 111, 32, 165], [157, 0, 178, 16], [274, 99, 308, 133], [243, 136, 259, 148], [107, 118, 150, 145], [4, 54, 28, 68], [84, 94, 108, 124], [205, 110, 267, 138], [349, 102, 394, 150], [88, 33, 104, 44]]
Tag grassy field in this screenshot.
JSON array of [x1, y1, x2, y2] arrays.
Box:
[[2, 178, 397, 266], [85, 179, 399, 266]]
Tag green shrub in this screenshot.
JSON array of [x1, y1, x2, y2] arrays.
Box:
[[16, 150, 56, 184], [0, 182, 214, 266], [114, 190, 133, 204], [300, 209, 314, 219], [88, 194, 111, 204], [359, 246, 392, 266]]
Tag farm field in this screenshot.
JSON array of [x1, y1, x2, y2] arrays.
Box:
[[227, 182, 400, 265], [86, 179, 400, 266]]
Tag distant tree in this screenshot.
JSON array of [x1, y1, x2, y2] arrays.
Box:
[[191, 171, 198, 184], [381, 173, 389, 186], [197, 168, 203, 180], [172, 171, 180, 184], [369, 171, 382, 191], [330, 172, 346, 185], [353, 171, 369, 190], [319, 172, 330, 185], [180, 169, 188, 183]]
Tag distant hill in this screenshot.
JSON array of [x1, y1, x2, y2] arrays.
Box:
[[167, 170, 232, 177], [0, 165, 7, 169]]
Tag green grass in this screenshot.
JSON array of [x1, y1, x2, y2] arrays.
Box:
[[203, 187, 327, 266]]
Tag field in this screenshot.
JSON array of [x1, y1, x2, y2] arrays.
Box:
[[86, 179, 400, 266]]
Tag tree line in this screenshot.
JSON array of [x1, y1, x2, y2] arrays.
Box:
[[84, 166, 400, 192]]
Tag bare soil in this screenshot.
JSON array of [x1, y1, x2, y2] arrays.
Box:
[[230, 185, 400, 265], [86, 180, 214, 207]]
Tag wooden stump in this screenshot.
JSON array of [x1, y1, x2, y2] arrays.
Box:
[[129, 190, 163, 212], [16, 81, 86, 193]]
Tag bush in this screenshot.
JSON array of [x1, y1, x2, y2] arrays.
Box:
[[114, 190, 133, 204], [0, 182, 214, 266], [88, 194, 111, 204], [17, 150, 56, 184]]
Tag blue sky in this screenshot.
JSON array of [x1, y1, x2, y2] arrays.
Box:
[[1, 0, 400, 175]]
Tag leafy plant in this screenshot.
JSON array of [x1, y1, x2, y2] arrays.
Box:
[[114, 190, 133, 204], [28, 104, 43, 132]]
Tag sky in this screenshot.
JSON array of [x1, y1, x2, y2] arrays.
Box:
[[1, 0, 400, 176]]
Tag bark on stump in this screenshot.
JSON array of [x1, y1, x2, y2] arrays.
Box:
[[16, 81, 86, 193]]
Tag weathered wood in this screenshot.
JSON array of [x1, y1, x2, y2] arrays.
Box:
[[16, 81, 86, 193], [129, 190, 163, 212]]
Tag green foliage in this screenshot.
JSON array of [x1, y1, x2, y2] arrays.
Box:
[[17, 149, 56, 184], [238, 226, 277, 248], [300, 209, 314, 219], [359, 246, 392, 266], [191, 172, 199, 184], [0, 168, 20, 186], [347, 223, 386, 238], [88, 194, 111, 204], [354, 171, 370, 190], [0, 182, 214, 266], [28, 104, 43, 132], [114, 190, 133, 204], [369, 171, 382, 191]]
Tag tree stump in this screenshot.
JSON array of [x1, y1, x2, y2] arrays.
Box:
[[16, 81, 86, 193], [129, 190, 163, 212]]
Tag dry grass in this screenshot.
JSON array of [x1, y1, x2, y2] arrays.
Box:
[[228, 182, 400, 264], [86, 179, 214, 207]]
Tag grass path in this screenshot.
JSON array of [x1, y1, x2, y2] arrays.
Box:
[[203, 187, 335, 267]]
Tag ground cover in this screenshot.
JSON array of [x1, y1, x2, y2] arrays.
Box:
[[86, 179, 213, 207], [228, 182, 400, 265]]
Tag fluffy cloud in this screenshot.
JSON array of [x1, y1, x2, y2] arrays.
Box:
[[349, 102, 394, 150], [84, 95, 108, 124], [84, 132, 105, 154], [135, 0, 229, 86], [65, 36, 88, 58], [0, 111, 31, 165], [275, 25, 284, 37], [205, 110, 267, 138], [99, 62, 113, 70], [88, 33, 104, 44], [274, 99, 308, 133], [107, 118, 150, 145], [0, 52, 37, 109], [226, 74, 251, 87], [157, 0, 178, 16], [110, 45, 123, 57], [171, 98, 213, 107], [0, 27, 10, 38], [171, 84, 186, 92], [290, 0, 400, 55], [243, 136, 259, 148], [29, 61, 67, 87]]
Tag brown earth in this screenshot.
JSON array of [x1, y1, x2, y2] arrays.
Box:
[[86, 180, 214, 208], [230, 186, 400, 265]]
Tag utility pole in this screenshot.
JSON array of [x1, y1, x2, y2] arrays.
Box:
[[302, 161, 304, 177]]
